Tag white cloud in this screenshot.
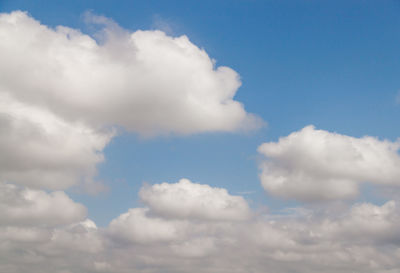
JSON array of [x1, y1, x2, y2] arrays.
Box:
[[0, 93, 112, 190], [1, 181, 400, 273], [0, 11, 263, 137], [258, 125, 400, 201], [321, 201, 400, 244], [0, 183, 102, 272], [0, 182, 87, 227], [44, 219, 103, 254], [96, 195, 400, 273], [0, 10, 262, 191], [108, 208, 186, 244], [139, 178, 251, 221]]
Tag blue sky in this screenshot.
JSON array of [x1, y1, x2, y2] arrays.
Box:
[[1, 1, 400, 272]]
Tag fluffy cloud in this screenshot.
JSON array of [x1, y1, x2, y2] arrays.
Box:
[[109, 178, 251, 245], [108, 208, 185, 244], [44, 219, 103, 254], [0, 10, 262, 191], [0, 182, 87, 227], [258, 125, 400, 201], [2, 181, 400, 273], [321, 201, 400, 244], [0, 182, 102, 273], [101, 181, 400, 273], [139, 178, 251, 221], [0, 93, 111, 190], [0, 11, 262, 137], [0, 219, 103, 273]]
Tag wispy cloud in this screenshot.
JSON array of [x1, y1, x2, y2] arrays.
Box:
[[151, 14, 175, 35]]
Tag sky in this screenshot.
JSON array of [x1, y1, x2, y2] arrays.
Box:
[[0, 1, 400, 272]]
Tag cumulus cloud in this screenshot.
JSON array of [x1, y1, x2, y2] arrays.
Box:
[[0, 10, 262, 191], [2, 181, 400, 273], [258, 125, 400, 201], [139, 178, 251, 221], [0, 10, 263, 137], [0, 93, 112, 190], [45, 219, 103, 254], [0, 182, 87, 227], [108, 208, 186, 244], [100, 181, 400, 273], [321, 201, 400, 244], [0, 219, 103, 273], [0, 182, 102, 273]]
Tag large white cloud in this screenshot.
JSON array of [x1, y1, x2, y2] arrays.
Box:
[[0, 10, 262, 191], [139, 178, 251, 221], [258, 125, 400, 201], [0, 11, 263, 137]]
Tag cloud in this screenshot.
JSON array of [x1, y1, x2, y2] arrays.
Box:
[[0, 11, 263, 137], [321, 201, 400, 244], [44, 219, 103, 254], [139, 178, 251, 221], [0, 10, 262, 191], [258, 125, 400, 201], [108, 208, 186, 244], [1, 181, 400, 272], [0, 219, 103, 273], [0, 182, 87, 227], [0, 182, 102, 273], [98, 181, 400, 273], [0, 93, 112, 190]]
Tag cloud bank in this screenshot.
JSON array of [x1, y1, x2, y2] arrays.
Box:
[[2, 179, 400, 273]]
